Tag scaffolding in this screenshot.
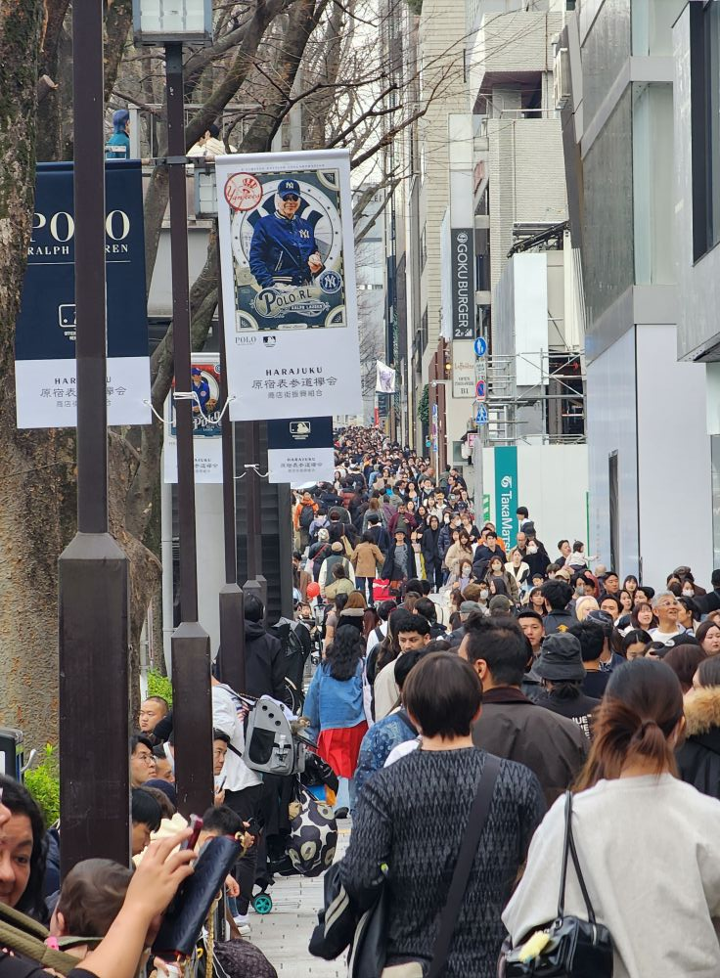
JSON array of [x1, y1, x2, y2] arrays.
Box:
[[478, 350, 585, 445]]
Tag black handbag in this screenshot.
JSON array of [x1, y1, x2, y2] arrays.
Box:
[[152, 835, 243, 959], [500, 792, 614, 978]]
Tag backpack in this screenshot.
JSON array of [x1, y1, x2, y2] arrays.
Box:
[[300, 504, 315, 528]]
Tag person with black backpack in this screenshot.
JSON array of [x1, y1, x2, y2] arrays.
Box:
[[294, 491, 318, 550]]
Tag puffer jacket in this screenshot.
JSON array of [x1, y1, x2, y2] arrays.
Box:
[[677, 686, 720, 800]]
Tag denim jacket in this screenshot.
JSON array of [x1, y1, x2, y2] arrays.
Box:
[[304, 661, 366, 738]]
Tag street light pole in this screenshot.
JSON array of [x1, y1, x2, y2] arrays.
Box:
[[215, 226, 246, 692], [59, 0, 130, 874], [165, 41, 213, 817]]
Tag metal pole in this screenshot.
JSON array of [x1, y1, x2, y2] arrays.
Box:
[[59, 0, 130, 875], [245, 422, 263, 580], [215, 224, 246, 692], [165, 41, 213, 817]]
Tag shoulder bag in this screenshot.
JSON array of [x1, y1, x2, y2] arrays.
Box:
[[499, 791, 614, 977]]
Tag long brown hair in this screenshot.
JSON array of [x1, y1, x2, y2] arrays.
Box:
[[575, 659, 683, 790]]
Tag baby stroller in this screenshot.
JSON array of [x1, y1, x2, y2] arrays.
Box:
[[242, 701, 338, 915]]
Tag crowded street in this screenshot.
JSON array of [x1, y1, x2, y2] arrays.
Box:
[[3, 0, 720, 977]]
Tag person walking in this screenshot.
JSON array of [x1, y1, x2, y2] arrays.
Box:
[[503, 658, 720, 978], [304, 627, 368, 815], [350, 532, 385, 606], [338, 652, 545, 977], [421, 515, 444, 591]]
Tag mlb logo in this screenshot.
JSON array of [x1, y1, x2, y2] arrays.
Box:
[[59, 304, 76, 328], [263, 335, 277, 347], [290, 421, 311, 436]]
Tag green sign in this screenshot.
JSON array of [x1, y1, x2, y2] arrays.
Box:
[[494, 446, 518, 551], [483, 493, 491, 523]]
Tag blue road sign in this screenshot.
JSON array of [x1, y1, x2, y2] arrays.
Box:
[[474, 336, 487, 357], [476, 404, 489, 425]]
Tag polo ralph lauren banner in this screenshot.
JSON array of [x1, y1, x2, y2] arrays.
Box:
[[215, 149, 361, 421], [15, 160, 151, 428]]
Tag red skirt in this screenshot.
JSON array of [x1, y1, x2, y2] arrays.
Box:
[[317, 722, 369, 779]]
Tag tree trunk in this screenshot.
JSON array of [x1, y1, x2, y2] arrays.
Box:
[[0, 0, 67, 750]]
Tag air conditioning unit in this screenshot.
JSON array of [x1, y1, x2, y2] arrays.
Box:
[[553, 46, 571, 110]]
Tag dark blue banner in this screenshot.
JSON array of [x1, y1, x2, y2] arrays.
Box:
[[16, 160, 148, 361], [267, 416, 334, 451], [15, 161, 151, 428]]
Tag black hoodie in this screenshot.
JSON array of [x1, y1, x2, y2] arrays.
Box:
[[243, 619, 290, 704]]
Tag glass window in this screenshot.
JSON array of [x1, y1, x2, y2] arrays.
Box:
[[632, 82, 675, 284], [691, 0, 720, 261], [632, 0, 686, 56]]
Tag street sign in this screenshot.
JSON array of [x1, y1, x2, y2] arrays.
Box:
[[476, 404, 489, 425], [474, 336, 487, 357], [475, 379, 487, 400]]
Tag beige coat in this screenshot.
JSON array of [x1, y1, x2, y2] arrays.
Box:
[[351, 541, 385, 578]]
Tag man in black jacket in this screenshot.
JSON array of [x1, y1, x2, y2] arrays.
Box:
[[244, 594, 291, 704], [541, 579, 576, 634]]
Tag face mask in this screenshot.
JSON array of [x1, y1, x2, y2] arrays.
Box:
[[479, 589, 489, 599], [683, 587, 694, 596], [576, 584, 585, 595], [527, 543, 538, 554], [444, 516, 450, 523]]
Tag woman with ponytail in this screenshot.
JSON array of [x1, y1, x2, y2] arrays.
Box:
[[503, 659, 720, 978]]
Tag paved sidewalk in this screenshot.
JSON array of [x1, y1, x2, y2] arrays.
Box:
[[252, 824, 350, 976]]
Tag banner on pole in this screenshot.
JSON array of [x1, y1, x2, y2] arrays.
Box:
[[215, 149, 362, 421], [163, 357, 224, 484], [375, 361, 395, 394], [15, 160, 151, 429], [267, 416, 335, 486]]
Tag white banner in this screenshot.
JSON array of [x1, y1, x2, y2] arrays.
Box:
[[215, 150, 362, 421], [16, 357, 150, 429], [375, 360, 396, 393], [452, 339, 475, 399], [163, 357, 224, 483], [267, 447, 335, 486]]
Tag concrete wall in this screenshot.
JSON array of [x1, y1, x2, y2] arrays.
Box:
[[487, 118, 567, 290], [480, 443, 588, 556], [417, 0, 470, 380], [469, 10, 560, 91], [586, 322, 712, 585], [586, 325, 639, 577], [635, 323, 712, 583]]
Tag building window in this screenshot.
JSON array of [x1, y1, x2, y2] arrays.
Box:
[[691, 0, 720, 262], [420, 226, 427, 273], [421, 308, 428, 353]]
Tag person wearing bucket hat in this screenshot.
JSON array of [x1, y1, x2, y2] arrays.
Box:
[[534, 633, 600, 739], [248, 177, 324, 290]]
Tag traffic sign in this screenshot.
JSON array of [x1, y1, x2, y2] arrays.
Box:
[[474, 336, 487, 357], [475, 379, 487, 400], [476, 404, 489, 425]]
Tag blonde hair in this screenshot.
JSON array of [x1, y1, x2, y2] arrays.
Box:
[[575, 595, 599, 621]]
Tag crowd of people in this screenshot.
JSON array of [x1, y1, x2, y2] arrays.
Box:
[[5, 425, 720, 978], [292, 427, 720, 977]]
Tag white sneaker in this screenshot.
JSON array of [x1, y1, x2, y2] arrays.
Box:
[[233, 914, 252, 937]]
